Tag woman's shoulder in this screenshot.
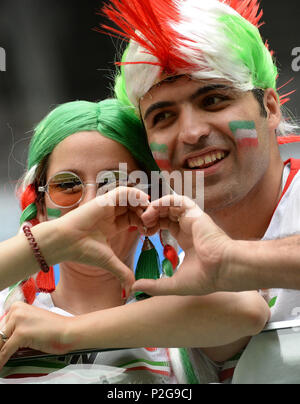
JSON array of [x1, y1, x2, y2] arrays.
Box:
[[35, 293, 73, 317], [0, 288, 72, 318]]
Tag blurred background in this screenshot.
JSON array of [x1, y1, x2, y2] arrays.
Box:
[[0, 1, 299, 275]]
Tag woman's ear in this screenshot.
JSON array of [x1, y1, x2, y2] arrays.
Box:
[[263, 88, 281, 133]]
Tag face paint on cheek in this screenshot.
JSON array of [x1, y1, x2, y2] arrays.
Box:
[[229, 121, 259, 148], [47, 208, 62, 220], [150, 142, 172, 170]]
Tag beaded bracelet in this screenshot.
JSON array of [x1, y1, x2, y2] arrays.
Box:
[[23, 225, 50, 273]]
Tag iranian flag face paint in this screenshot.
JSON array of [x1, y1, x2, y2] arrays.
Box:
[[229, 121, 259, 148], [150, 142, 172, 171], [47, 208, 62, 220]]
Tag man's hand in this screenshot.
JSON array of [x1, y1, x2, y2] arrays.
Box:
[[133, 195, 233, 296]]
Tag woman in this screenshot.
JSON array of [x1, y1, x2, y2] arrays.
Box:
[[3, 98, 160, 308], [0, 98, 270, 384], [0, 98, 201, 383]]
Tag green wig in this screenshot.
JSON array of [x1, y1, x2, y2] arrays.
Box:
[[20, 98, 158, 227], [28, 98, 158, 174]]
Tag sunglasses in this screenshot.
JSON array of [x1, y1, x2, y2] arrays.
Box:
[[38, 170, 147, 209]]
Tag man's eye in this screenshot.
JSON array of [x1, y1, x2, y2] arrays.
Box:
[[153, 111, 174, 126], [202, 95, 228, 108]]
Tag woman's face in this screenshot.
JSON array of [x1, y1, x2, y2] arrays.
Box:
[[40, 130, 141, 264]]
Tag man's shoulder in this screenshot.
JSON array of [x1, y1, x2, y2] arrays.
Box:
[[263, 161, 300, 240], [284, 160, 300, 194]]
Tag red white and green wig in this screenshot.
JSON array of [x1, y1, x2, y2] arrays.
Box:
[[101, 0, 298, 141]]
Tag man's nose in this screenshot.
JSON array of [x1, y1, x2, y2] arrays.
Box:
[[178, 106, 210, 144]]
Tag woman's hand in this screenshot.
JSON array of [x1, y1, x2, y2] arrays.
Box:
[[133, 194, 233, 296], [44, 186, 149, 296], [0, 302, 75, 370]]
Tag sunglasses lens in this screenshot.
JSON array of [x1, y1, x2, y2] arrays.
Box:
[[48, 172, 83, 207]]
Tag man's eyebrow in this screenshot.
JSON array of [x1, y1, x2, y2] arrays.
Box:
[[143, 84, 231, 121]]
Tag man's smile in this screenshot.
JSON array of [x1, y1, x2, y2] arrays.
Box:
[[182, 148, 230, 171]]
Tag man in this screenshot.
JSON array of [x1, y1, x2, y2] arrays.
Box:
[[0, 2, 296, 382], [101, 0, 300, 299], [99, 0, 300, 383]]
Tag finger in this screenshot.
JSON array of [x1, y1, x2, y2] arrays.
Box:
[[132, 275, 189, 296], [0, 313, 8, 352], [116, 187, 150, 209], [0, 333, 22, 370], [0, 317, 18, 369], [148, 195, 175, 208], [141, 216, 179, 238], [0, 313, 7, 331], [100, 202, 146, 221], [168, 206, 185, 222], [104, 253, 136, 298], [155, 206, 182, 222], [116, 202, 149, 218], [141, 205, 160, 227], [114, 210, 144, 233], [143, 195, 195, 226], [0, 336, 4, 353], [130, 206, 146, 218], [128, 212, 146, 234], [114, 205, 129, 217], [150, 194, 200, 214], [95, 186, 149, 211]]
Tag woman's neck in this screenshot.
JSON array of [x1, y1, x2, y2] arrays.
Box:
[[51, 263, 126, 315], [51, 231, 139, 315]]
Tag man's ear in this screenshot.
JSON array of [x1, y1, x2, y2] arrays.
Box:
[[263, 88, 281, 133]]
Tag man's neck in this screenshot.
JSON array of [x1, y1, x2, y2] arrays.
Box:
[[209, 157, 285, 240]]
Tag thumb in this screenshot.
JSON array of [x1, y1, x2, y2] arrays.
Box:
[[192, 212, 223, 241]]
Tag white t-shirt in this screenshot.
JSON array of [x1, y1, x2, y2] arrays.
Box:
[[260, 162, 300, 322], [232, 159, 300, 384]]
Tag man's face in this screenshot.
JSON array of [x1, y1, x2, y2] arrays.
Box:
[[140, 76, 272, 212]]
